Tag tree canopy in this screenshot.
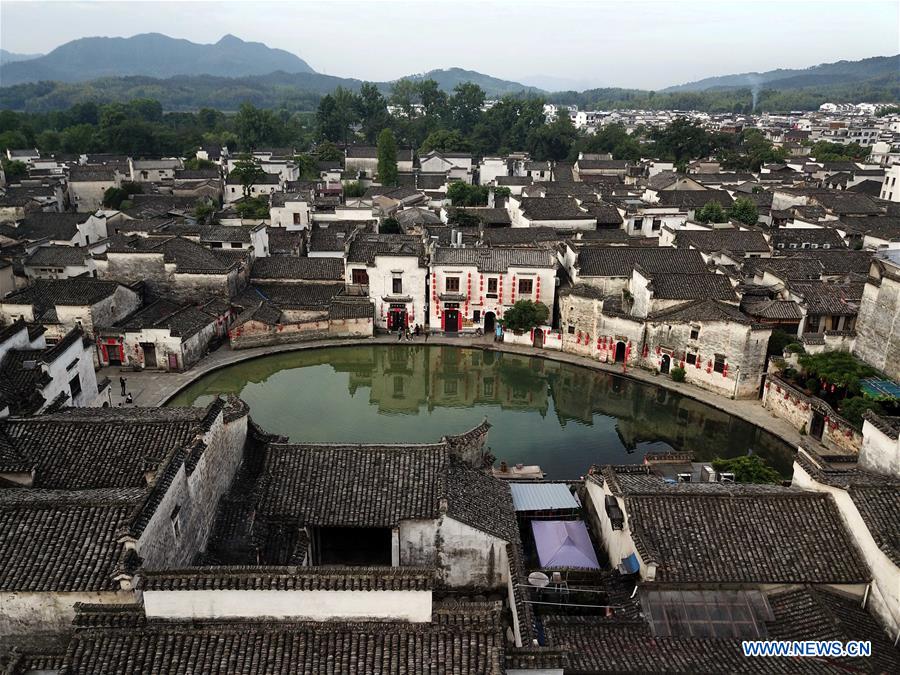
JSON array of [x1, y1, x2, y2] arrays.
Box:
[[377, 128, 398, 186], [502, 300, 550, 332]]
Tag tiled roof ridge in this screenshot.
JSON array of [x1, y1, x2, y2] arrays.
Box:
[[124, 397, 228, 538], [139, 565, 438, 591]]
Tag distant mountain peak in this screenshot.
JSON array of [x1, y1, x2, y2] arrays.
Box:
[[0, 32, 315, 85]]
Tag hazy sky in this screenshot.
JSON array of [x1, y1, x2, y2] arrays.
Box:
[[2, 0, 898, 89]]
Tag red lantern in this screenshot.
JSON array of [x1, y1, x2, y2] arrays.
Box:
[[722, 362, 728, 378]]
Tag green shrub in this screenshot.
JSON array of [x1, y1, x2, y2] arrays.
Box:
[[712, 455, 781, 484], [805, 377, 819, 393], [785, 342, 805, 354], [671, 367, 686, 382]]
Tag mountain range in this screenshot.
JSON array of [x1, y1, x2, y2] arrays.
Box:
[[0, 33, 896, 112], [0, 49, 44, 66], [0, 33, 315, 85], [664, 55, 899, 93]]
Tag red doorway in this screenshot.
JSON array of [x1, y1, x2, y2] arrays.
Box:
[[388, 305, 408, 331], [444, 308, 460, 333]]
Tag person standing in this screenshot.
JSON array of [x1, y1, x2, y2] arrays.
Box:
[[119, 376, 127, 396]]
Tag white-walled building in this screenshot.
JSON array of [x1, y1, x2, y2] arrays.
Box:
[[430, 247, 557, 334], [344, 233, 427, 331]]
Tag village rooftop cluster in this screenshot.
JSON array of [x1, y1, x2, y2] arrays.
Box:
[[0, 103, 899, 673]]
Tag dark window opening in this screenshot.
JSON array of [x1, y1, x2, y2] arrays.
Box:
[[714, 354, 726, 373], [392, 277, 403, 294], [68, 374, 82, 397], [518, 278, 533, 294], [446, 276, 460, 292], [690, 326, 700, 340], [686, 353, 697, 365], [352, 268, 369, 285], [314, 526, 391, 566], [487, 278, 498, 296]]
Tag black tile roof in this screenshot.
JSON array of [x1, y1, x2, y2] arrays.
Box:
[[68, 166, 116, 182], [119, 299, 216, 339], [258, 442, 449, 525], [647, 273, 738, 301], [656, 190, 735, 209], [576, 246, 707, 277], [23, 245, 92, 267], [251, 256, 344, 281], [649, 298, 752, 324], [480, 226, 564, 246], [60, 613, 505, 674], [10, 212, 91, 241], [3, 278, 124, 307], [0, 406, 211, 489], [0, 487, 144, 591], [770, 227, 846, 248], [789, 280, 863, 316], [518, 196, 594, 221], [433, 247, 556, 272], [674, 229, 771, 254], [251, 283, 345, 310], [140, 566, 436, 592], [626, 491, 869, 583], [346, 234, 424, 264]]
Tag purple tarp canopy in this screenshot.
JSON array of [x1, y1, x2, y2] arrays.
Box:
[[531, 520, 601, 569]]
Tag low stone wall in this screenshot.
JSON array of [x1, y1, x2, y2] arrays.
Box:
[[762, 375, 862, 453], [503, 326, 562, 351], [230, 318, 372, 349]]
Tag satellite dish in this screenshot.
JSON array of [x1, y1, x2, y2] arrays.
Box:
[[528, 571, 550, 588]]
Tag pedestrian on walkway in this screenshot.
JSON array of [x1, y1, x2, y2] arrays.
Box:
[[425, 330, 429, 342], [414, 324, 421, 337], [397, 329, 402, 341], [119, 376, 127, 396], [125, 392, 134, 405]]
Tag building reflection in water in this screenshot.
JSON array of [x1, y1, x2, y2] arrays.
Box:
[[170, 345, 794, 478]]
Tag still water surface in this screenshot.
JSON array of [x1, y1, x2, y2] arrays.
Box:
[[169, 345, 794, 478]]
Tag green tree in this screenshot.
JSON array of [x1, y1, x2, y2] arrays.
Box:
[[293, 153, 320, 180], [711, 455, 781, 484], [193, 199, 217, 225], [502, 300, 550, 333], [0, 130, 29, 152], [355, 82, 389, 144], [798, 351, 877, 395], [389, 78, 419, 119], [314, 141, 343, 162], [419, 129, 471, 154], [447, 182, 490, 206], [838, 397, 885, 430], [235, 196, 270, 219], [235, 103, 281, 150], [449, 82, 486, 135], [695, 200, 728, 224], [526, 114, 577, 161], [727, 197, 759, 225], [377, 128, 398, 187], [0, 158, 27, 181], [343, 180, 365, 198], [183, 157, 217, 170], [102, 182, 142, 209], [229, 156, 266, 198]]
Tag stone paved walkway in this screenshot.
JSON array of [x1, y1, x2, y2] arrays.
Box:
[[98, 333, 802, 448]]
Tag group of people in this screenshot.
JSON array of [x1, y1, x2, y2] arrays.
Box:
[[396, 324, 427, 341]]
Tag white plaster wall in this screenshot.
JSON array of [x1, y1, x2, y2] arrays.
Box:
[[365, 255, 426, 330], [792, 463, 900, 635], [143, 589, 433, 622], [859, 420, 900, 476], [440, 517, 507, 588], [0, 590, 132, 635], [270, 201, 311, 230]]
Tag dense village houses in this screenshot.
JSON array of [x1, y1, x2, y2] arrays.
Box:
[[0, 278, 141, 354], [0, 211, 109, 247]]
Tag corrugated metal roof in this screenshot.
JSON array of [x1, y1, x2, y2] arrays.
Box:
[[509, 482, 580, 512]]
